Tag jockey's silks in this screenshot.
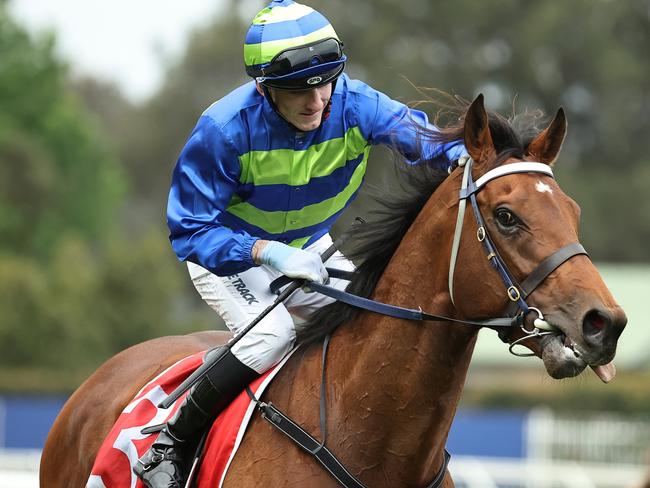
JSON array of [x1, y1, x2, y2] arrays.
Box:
[[167, 73, 465, 276]]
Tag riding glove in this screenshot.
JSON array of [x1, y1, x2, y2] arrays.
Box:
[[258, 241, 328, 284]]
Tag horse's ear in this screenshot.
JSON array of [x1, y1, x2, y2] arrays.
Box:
[[464, 94, 496, 164], [526, 107, 567, 166]]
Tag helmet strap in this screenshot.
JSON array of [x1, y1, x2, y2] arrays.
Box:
[[261, 84, 302, 132], [321, 77, 338, 122]]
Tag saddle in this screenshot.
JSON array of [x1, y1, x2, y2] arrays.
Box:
[[87, 352, 286, 488]]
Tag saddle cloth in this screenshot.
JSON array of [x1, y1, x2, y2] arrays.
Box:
[[86, 350, 291, 488]]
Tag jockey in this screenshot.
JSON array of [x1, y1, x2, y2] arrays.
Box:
[[135, 0, 465, 486]]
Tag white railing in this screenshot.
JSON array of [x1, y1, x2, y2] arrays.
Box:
[[528, 409, 650, 465], [5, 410, 650, 488], [0, 449, 40, 488], [450, 456, 648, 488], [449, 409, 650, 488], [1, 449, 647, 488]]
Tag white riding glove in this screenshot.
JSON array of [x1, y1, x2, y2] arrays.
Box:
[[257, 241, 328, 284]]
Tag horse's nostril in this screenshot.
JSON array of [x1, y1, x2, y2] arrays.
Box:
[[583, 310, 610, 339]]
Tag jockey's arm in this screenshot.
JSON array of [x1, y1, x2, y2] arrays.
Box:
[[167, 115, 259, 277], [168, 115, 327, 282], [354, 81, 467, 169]]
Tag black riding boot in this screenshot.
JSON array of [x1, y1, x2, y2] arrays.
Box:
[[134, 347, 259, 488]]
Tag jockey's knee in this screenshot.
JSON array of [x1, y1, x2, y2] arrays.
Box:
[[230, 326, 296, 374]]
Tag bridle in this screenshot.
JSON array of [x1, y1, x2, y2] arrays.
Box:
[[271, 155, 589, 355], [448, 155, 588, 354]]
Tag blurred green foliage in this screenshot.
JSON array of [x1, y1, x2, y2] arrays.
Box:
[[0, 0, 648, 401], [0, 5, 213, 388], [0, 9, 123, 258]]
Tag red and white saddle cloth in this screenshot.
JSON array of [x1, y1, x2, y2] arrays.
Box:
[[86, 350, 292, 488]]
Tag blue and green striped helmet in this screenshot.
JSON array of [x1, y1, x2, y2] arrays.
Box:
[[244, 0, 346, 90]]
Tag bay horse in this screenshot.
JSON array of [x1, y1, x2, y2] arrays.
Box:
[[40, 95, 627, 487]]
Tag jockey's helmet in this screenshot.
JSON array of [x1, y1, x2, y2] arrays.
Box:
[[244, 0, 346, 91]]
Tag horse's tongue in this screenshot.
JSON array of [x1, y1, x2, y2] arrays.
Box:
[[590, 362, 616, 383]]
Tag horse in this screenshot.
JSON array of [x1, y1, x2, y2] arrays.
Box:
[[40, 95, 627, 487]]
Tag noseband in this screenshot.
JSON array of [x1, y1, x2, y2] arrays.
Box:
[[448, 156, 588, 354]]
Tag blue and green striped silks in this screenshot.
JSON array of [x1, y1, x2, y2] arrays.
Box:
[[226, 126, 370, 236], [167, 74, 466, 276]]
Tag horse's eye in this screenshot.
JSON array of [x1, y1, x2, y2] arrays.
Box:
[[495, 208, 518, 228]]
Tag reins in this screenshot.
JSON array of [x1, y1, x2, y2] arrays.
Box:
[[271, 157, 589, 355], [165, 156, 591, 488]]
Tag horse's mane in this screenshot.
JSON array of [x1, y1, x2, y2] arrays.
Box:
[[295, 95, 550, 346]]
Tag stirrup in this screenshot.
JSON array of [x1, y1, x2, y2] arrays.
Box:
[[134, 429, 188, 488]]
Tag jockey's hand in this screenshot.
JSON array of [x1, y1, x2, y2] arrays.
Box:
[[255, 240, 328, 284]]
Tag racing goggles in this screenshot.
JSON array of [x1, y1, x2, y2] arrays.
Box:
[[263, 38, 344, 77]]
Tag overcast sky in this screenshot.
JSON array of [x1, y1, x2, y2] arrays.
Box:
[[8, 0, 234, 101]]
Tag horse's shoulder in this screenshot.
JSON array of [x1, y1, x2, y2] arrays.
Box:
[[225, 341, 338, 483], [260, 341, 325, 419]]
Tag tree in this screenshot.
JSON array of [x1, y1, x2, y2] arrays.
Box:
[[0, 5, 213, 391], [0, 5, 124, 260], [99, 0, 650, 262]]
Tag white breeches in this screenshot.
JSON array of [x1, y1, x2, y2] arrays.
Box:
[[186, 234, 355, 373]]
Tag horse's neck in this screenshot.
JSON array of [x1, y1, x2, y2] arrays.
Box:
[[328, 199, 479, 485]]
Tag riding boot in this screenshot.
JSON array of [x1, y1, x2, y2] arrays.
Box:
[[134, 347, 259, 488]]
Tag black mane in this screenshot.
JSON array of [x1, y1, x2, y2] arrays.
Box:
[[295, 99, 549, 346]]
